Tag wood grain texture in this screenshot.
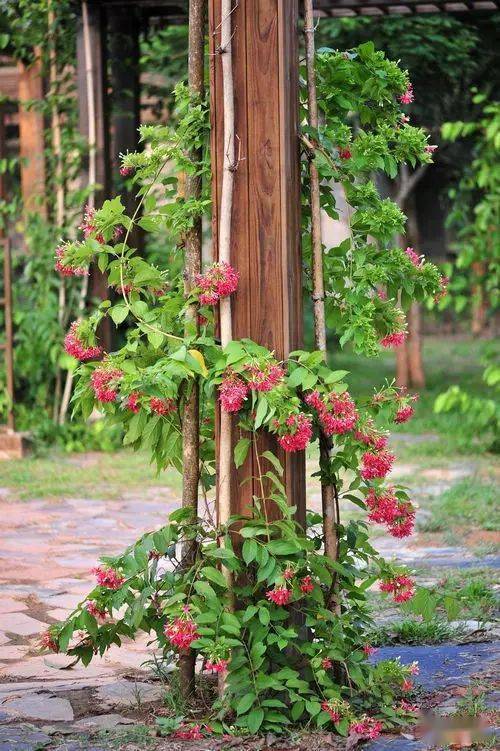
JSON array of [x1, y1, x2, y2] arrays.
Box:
[[210, 0, 304, 526], [18, 58, 46, 217]]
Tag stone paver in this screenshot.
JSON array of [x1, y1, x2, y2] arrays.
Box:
[[0, 613, 48, 636], [96, 680, 164, 708], [0, 724, 51, 751], [1, 693, 74, 722]]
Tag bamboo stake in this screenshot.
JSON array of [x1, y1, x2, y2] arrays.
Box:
[[304, 0, 340, 605], [179, 0, 205, 700], [217, 0, 235, 562], [59, 0, 93, 424]]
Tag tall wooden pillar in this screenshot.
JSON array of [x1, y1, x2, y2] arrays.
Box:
[[76, 2, 112, 349], [209, 0, 305, 524], [18, 58, 46, 217]]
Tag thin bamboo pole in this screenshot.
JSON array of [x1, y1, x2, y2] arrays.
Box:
[[179, 0, 205, 700], [304, 0, 340, 604]]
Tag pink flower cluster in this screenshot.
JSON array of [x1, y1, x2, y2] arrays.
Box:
[[399, 699, 419, 713], [349, 716, 383, 739], [435, 275, 449, 302], [363, 644, 377, 657], [380, 331, 407, 349], [205, 658, 229, 674], [164, 615, 199, 650], [277, 413, 313, 453], [90, 367, 123, 402], [299, 575, 314, 594], [425, 144, 437, 155], [150, 397, 176, 416], [355, 429, 388, 451], [172, 724, 204, 740], [55, 245, 88, 277], [92, 566, 125, 590], [64, 322, 102, 362], [395, 404, 415, 423], [195, 261, 239, 305], [245, 362, 284, 392], [120, 165, 134, 177], [80, 205, 104, 243], [219, 375, 248, 413], [305, 390, 358, 436], [126, 392, 141, 413], [321, 657, 333, 669], [266, 586, 292, 606], [366, 487, 415, 538], [321, 698, 349, 723], [405, 246, 423, 268], [399, 83, 414, 104], [86, 601, 107, 621], [338, 146, 352, 160], [380, 574, 415, 603], [361, 449, 395, 480], [40, 629, 59, 653]]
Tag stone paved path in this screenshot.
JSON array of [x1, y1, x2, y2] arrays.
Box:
[[0, 453, 498, 749]]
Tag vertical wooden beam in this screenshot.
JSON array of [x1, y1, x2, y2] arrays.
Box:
[[17, 57, 46, 217], [209, 0, 304, 525], [76, 2, 112, 349]]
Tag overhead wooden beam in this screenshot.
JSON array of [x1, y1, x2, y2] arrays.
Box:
[[18, 57, 46, 217], [209, 0, 305, 525]]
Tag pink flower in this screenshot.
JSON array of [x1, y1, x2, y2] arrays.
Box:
[[90, 367, 123, 402], [338, 146, 352, 160], [321, 699, 349, 722], [246, 363, 284, 392], [399, 699, 419, 713], [361, 450, 395, 480], [92, 566, 125, 590], [80, 205, 104, 243], [85, 601, 106, 622], [377, 289, 388, 301], [205, 658, 229, 674], [402, 678, 413, 692], [405, 247, 423, 268], [321, 657, 333, 669], [306, 390, 357, 436], [277, 413, 313, 452], [349, 716, 383, 739], [219, 375, 248, 413], [355, 425, 388, 451], [125, 392, 141, 413], [266, 586, 292, 606], [363, 644, 377, 657], [380, 574, 415, 603], [408, 661, 419, 675], [195, 261, 239, 304], [164, 616, 199, 650], [388, 510, 415, 538], [380, 331, 407, 349], [300, 575, 315, 594], [172, 724, 204, 740], [283, 567, 295, 580], [435, 275, 449, 302], [395, 404, 415, 423], [54, 245, 88, 277], [425, 144, 437, 154], [120, 165, 134, 177], [366, 487, 400, 525], [40, 629, 59, 653], [150, 397, 176, 416], [399, 84, 414, 104], [64, 322, 102, 362]]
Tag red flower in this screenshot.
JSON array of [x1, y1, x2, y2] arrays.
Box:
[[205, 658, 229, 674], [405, 246, 423, 268], [299, 575, 314, 594], [277, 413, 313, 452], [195, 261, 239, 304], [90, 367, 123, 402], [246, 363, 284, 392], [380, 331, 407, 349], [283, 567, 295, 580], [125, 392, 141, 413], [150, 397, 176, 416], [402, 678, 413, 692], [55, 244, 88, 277], [395, 404, 415, 423], [172, 724, 204, 740], [361, 450, 395, 480], [338, 146, 352, 160], [363, 644, 377, 657], [64, 322, 102, 362], [380, 574, 415, 603], [266, 586, 292, 606], [120, 165, 134, 177], [80, 205, 104, 243], [349, 716, 383, 739], [92, 566, 125, 590], [306, 390, 357, 436], [321, 657, 333, 669], [425, 144, 437, 154], [40, 629, 59, 653], [164, 616, 199, 650], [219, 375, 248, 413], [321, 698, 348, 723], [399, 83, 414, 104], [399, 699, 419, 713], [85, 601, 107, 622]]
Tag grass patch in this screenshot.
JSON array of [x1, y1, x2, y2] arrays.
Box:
[[418, 478, 499, 533], [427, 568, 499, 622], [0, 449, 182, 501], [370, 618, 463, 646]]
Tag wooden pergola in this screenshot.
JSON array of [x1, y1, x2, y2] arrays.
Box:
[[77, 0, 498, 520]]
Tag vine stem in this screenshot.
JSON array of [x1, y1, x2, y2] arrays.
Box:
[[217, 0, 236, 601], [304, 0, 340, 614]]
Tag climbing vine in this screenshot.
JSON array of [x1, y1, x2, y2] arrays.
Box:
[[46, 44, 443, 739]]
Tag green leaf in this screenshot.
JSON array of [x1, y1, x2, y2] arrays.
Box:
[[236, 693, 256, 716], [201, 566, 227, 589], [254, 398, 268, 429], [242, 539, 258, 565], [193, 580, 218, 601], [109, 304, 129, 325], [287, 366, 308, 388], [234, 437, 251, 468], [246, 708, 264, 733]]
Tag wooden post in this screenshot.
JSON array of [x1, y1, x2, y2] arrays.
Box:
[[76, 2, 112, 350], [18, 57, 46, 217], [209, 0, 305, 525]]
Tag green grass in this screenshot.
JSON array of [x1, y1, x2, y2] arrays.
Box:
[[427, 568, 499, 622], [419, 478, 500, 534], [370, 618, 463, 646], [0, 449, 182, 500]]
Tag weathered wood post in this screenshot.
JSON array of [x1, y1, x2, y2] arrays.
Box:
[[209, 0, 305, 525]]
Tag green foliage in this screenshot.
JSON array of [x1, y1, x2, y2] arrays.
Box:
[[418, 478, 500, 534], [370, 618, 462, 646]]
